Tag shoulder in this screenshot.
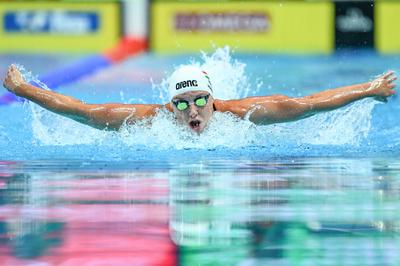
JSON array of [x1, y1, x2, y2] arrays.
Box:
[[214, 96, 288, 110], [213, 99, 234, 112], [163, 103, 173, 112], [213, 98, 255, 118], [213, 95, 292, 118]]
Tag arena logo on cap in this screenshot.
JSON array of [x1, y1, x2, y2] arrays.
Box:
[[176, 80, 198, 90]]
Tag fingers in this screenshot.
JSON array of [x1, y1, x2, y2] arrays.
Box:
[[4, 64, 25, 93], [380, 71, 397, 89], [7, 64, 23, 80], [382, 70, 395, 79], [7, 65, 16, 78], [10, 64, 19, 73], [387, 79, 396, 90], [8, 64, 16, 72], [388, 75, 397, 90], [8, 64, 21, 73]]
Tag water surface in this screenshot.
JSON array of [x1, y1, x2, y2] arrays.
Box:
[[0, 49, 399, 265]]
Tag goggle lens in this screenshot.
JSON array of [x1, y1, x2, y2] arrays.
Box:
[[194, 97, 207, 107], [176, 102, 188, 111]]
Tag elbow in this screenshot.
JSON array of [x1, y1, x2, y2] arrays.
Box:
[[277, 100, 315, 122], [291, 98, 315, 116]]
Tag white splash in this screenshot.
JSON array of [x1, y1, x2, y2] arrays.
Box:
[[267, 99, 377, 145], [30, 107, 111, 145], [13, 65, 112, 145], [22, 47, 377, 149], [154, 46, 252, 102], [118, 110, 260, 150], [200, 46, 252, 99]]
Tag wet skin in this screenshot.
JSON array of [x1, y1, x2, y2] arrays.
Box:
[[170, 91, 214, 133], [3, 65, 397, 132]]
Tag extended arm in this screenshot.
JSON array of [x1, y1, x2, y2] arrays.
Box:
[[3, 65, 163, 130], [215, 71, 397, 125]]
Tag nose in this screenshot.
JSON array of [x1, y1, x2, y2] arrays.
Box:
[[188, 103, 199, 118]]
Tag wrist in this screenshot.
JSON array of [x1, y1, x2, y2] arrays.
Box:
[[12, 82, 28, 96], [362, 82, 376, 97]]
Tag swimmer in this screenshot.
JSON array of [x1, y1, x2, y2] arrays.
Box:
[[2, 64, 397, 133]]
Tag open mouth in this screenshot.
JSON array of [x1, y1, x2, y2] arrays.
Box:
[[189, 120, 201, 131]]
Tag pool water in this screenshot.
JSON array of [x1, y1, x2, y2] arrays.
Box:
[[0, 48, 399, 265], [1, 158, 400, 265]]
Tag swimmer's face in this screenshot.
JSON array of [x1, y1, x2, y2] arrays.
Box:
[[170, 91, 214, 133]]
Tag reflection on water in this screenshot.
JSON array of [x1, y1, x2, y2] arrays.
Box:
[[0, 158, 399, 265], [0, 166, 175, 265]]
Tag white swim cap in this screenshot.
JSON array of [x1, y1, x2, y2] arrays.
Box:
[[168, 65, 213, 100]]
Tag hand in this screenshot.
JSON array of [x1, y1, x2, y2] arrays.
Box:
[[3, 64, 26, 95], [368, 71, 397, 102]]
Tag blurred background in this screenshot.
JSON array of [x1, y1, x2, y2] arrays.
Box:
[[0, 0, 398, 102], [0, 0, 398, 55], [0, 0, 400, 266], [0, 0, 398, 106], [1, 1, 400, 266]]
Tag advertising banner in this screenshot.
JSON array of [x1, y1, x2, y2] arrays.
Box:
[[335, 1, 374, 49], [375, 1, 400, 53], [0, 1, 121, 53], [151, 1, 334, 54]]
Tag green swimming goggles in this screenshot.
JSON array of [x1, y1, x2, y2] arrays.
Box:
[[172, 95, 210, 111]]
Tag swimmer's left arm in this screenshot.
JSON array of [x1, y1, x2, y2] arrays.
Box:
[[215, 95, 316, 125], [215, 71, 397, 125]]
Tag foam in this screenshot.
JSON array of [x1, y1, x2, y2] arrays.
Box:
[[25, 48, 377, 150]]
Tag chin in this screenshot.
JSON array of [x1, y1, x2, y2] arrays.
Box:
[[190, 126, 203, 134]]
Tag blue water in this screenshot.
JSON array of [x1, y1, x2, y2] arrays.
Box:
[[0, 49, 400, 265], [1, 158, 400, 265], [1, 48, 399, 160]]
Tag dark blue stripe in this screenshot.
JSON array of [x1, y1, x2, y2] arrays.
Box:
[[1, 55, 112, 105]]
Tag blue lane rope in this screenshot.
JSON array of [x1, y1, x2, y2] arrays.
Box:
[[1, 55, 111, 105]]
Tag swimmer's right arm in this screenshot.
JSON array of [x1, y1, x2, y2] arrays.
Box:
[[3, 64, 163, 130]]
